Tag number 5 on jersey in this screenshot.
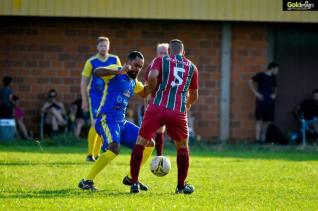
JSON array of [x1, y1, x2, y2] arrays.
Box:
[[171, 67, 185, 87]]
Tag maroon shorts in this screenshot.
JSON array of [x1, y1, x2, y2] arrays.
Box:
[[139, 104, 188, 141]]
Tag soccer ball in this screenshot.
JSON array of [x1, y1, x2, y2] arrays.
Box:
[[150, 156, 171, 177]]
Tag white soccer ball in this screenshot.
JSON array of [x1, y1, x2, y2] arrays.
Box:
[[150, 156, 171, 177]]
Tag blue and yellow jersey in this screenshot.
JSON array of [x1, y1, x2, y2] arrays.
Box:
[[96, 65, 144, 121], [82, 54, 121, 94]]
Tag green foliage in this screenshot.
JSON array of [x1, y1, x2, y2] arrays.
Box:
[[0, 143, 318, 210]]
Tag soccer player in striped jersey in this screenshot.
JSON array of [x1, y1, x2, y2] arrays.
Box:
[[129, 39, 199, 194], [80, 36, 121, 162], [143, 43, 169, 156], [78, 51, 154, 191]]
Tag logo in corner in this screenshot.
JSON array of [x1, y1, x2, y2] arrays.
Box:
[[283, 0, 317, 11]]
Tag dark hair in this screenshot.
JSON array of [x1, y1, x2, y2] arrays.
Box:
[[170, 39, 183, 44], [127, 51, 144, 61], [267, 62, 279, 70], [12, 95, 19, 102], [169, 39, 184, 54], [48, 89, 57, 98], [3, 76, 12, 86], [313, 89, 318, 94]]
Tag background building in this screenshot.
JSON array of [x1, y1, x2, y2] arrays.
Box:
[[0, 0, 317, 142]]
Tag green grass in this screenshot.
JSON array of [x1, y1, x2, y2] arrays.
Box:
[[1, 141, 318, 210]]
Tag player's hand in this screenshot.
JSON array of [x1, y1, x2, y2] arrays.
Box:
[[256, 92, 263, 101], [270, 93, 276, 100], [81, 100, 89, 112], [121, 64, 131, 75]]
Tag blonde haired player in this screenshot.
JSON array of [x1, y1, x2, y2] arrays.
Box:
[[80, 36, 121, 161]]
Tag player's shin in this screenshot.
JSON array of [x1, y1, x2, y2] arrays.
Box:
[[93, 135, 103, 159], [87, 127, 96, 155], [177, 147, 189, 189], [130, 144, 145, 183], [86, 150, 117, 180], [127, 145, 154, 178]]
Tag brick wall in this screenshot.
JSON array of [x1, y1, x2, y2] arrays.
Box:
[[0, 17, 223, 140], [0, 17, 270, 141], [230, 24, 269, 142]]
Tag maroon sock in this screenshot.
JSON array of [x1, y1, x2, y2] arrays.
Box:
[[155, 133, 164, 156], [130, 144, 145, 183], [177, 148, 189, 188]]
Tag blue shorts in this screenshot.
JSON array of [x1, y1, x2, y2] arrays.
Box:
[[95, 116, 139, 151], [88, 91, 103, 120]]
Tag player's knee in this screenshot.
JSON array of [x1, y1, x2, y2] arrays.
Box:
[[175, 139, 188, 150], [146, 139, 155, 147], [108, 143, 120, 155], [136, 136, 149, 146]]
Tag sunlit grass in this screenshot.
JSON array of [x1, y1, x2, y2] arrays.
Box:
[[1, 142, 318, 210]]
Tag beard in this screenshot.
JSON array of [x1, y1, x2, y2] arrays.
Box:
[[127, 70, 138, 79]]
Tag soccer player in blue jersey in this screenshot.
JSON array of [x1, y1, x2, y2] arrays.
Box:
[[80, 36, 121, 162], [78, 51, 154, 191]]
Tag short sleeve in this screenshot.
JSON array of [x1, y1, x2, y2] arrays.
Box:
[[116, 56, 122, 66], [134, 80, 144, 94], [81, 60, 93, 77], [252, 72, 261, 82], [189, 65, 199, 89]]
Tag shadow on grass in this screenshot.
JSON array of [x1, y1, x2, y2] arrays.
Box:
[[0, 161, 87, 166], [0, 160, 132, 167], [1, 141, 318, 161], [1, 188, 173, 199]]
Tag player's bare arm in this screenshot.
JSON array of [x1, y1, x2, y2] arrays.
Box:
[[94, 64, 130, 77], [80, 76, 90, 111], [147, 68, 159, 93], [186, 89, 199, 111]]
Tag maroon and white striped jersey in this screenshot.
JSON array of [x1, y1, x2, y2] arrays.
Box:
[[148, 54, 199, 113]]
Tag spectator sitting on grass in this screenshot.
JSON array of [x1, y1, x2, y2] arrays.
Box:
[[41, 89, 67, 136]]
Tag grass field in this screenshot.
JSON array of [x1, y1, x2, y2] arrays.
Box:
[[1, 140, 318, 210]]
